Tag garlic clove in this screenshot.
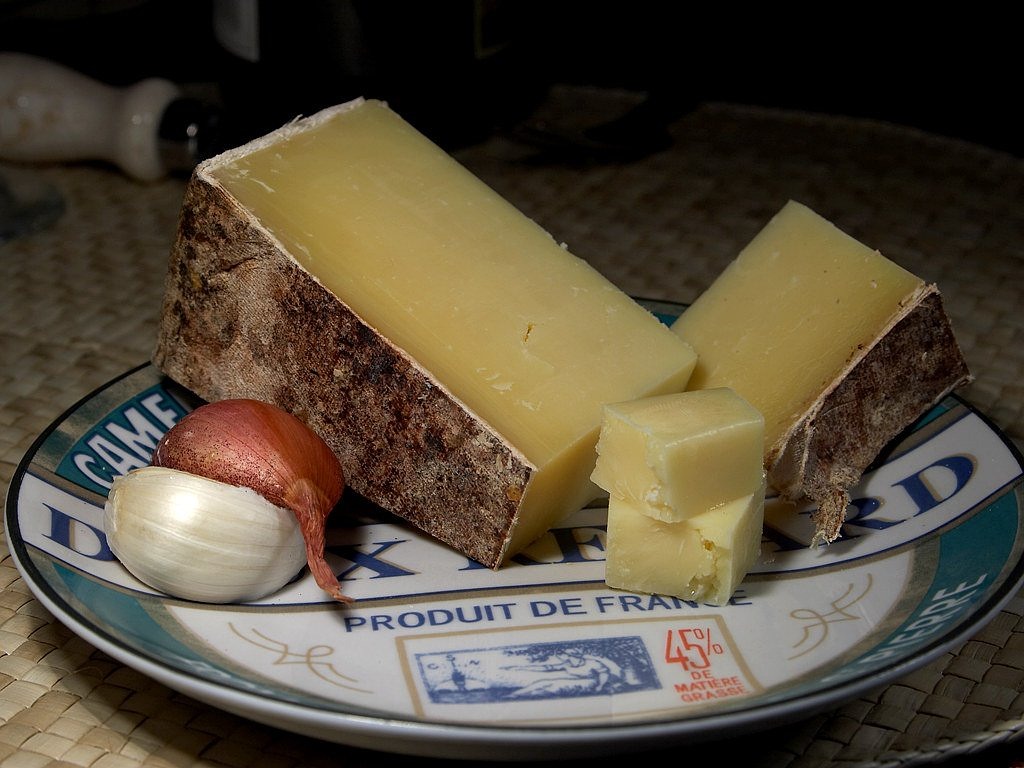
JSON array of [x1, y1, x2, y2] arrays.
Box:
[[104, 465, 308, 603]]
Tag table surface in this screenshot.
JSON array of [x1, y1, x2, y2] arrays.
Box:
[[2, 89, 1023, 767]]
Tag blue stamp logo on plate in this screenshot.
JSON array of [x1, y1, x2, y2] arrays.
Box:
[[416, 636, 660, 703]]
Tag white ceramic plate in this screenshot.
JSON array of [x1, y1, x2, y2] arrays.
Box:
[[6, 301, 1024, 760]]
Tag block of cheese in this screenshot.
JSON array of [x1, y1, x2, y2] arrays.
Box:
[[671, 200, 971, 543], [604, 482, 765, 605], [591, 389, 764, 521], [153, 97, 697, 568]]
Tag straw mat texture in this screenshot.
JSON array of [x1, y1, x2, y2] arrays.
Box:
[[2, 91, 1022, 766]]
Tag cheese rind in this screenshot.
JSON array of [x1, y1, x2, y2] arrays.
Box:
[[671, 200, 971, 542], [153, 98, 697, 567], [591, 389, 764, 521], [604, 482, 765, 605]]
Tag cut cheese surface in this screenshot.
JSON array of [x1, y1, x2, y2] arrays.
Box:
[[671, 200, 922, 457], [156, 97, 698, 566], [591, 388, 764, 521], [670, 200, 970, 543], [210, 99, 696, 467], [604, 480, 765, 605]]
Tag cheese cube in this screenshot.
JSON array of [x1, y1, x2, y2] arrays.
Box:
[[672, 200, 970, 542], [591, 389, 764, 521], [604, 482, 765, 605], [153, 98, 697, 567]]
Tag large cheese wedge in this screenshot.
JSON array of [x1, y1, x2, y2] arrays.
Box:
[[591, 389, 764, 522], [153, 97, 697, 568], [604, 481, 766, 605], [671, 200, 971, 543]]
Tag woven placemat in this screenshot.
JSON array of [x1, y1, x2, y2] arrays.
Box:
[[2, 90, 1022, 767]]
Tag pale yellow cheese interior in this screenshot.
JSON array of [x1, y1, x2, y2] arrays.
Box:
[[671, 200, 923, 455], [591, 389, 764, 521], [209, 98, 697, 556], [604, 481, 765, 605]]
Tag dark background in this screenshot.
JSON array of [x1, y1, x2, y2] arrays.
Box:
[[1, 0, 1019, 157]]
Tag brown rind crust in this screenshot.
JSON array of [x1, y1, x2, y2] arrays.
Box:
[[767, 285, 972, 543], [152, 172, 533, 568]]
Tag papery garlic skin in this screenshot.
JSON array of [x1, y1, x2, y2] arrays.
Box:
[[104, 465, 307, 603]]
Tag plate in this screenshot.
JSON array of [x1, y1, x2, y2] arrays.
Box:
[[6, 300, 1024, 760]]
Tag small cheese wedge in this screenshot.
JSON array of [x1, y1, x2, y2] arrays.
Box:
[[153, 98, 697, 567], [672, 200, 971, 542], [591, 389, 764, 521], [605, 482, 765, 605]]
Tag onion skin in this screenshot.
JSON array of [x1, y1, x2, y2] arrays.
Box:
[[152, 399, 350, 603]]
